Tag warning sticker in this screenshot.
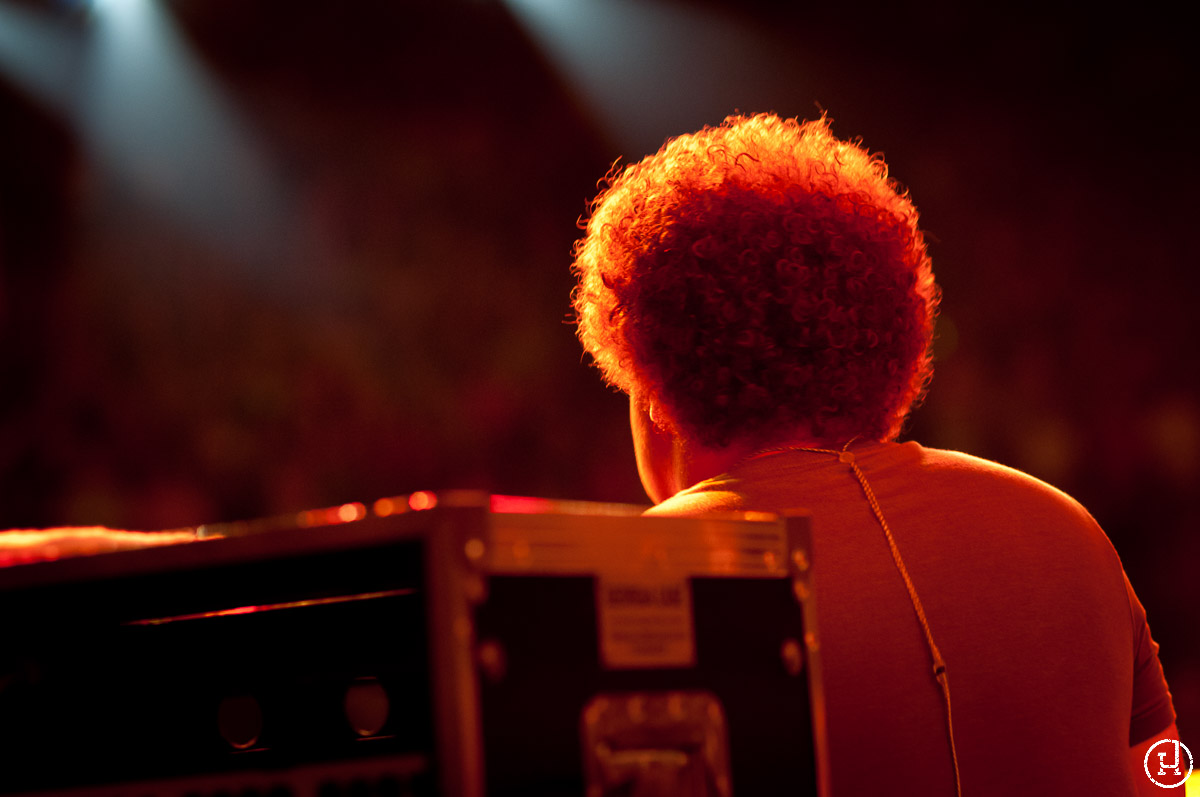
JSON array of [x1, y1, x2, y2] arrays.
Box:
[[596, 574, 695, 669]]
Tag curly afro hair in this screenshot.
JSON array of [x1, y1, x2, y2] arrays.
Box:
[[571, 112, 939, 448]]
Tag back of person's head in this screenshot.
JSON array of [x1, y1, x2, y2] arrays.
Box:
[[572, 112, 939, 448]]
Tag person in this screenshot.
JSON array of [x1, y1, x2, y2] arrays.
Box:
[[570, 112, 1178, 796]]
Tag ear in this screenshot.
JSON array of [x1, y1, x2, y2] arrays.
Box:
[[629, 388, 667, 430], [646, 398, 667, 430], [628, 392, 679, 503]]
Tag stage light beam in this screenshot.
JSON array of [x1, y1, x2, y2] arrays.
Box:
[[0, 0, 294, 271], [500, 0, 804, 157]]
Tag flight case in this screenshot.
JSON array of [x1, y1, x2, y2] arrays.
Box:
[[0, 493, 827, 796]]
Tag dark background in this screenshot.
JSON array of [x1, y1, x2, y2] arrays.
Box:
[[2, 0, 1196, 741]]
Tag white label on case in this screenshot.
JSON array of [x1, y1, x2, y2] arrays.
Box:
[[596, 574, 695, 669]]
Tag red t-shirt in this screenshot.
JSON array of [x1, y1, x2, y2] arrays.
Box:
[[647, 441, 1176, 796]]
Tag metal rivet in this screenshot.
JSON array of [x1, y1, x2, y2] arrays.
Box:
[[791, 549, 809, 571], [478, 639, 507, 683], [781, 638, 804, 676], [344, 678, 390, 737], [217, 694, 262, 750]]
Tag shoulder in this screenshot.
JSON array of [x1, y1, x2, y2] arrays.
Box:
[[892, 445, 1127, 579], [908, 443, 1064, 486], [643, 486, 744, 517], [647, 442, 1102, 526], [903, 444, 1098, 524]]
